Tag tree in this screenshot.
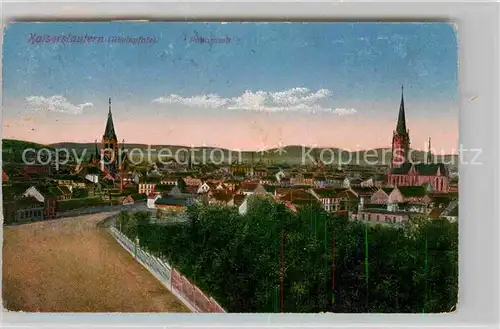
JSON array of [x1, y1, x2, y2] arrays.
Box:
[[177, 178, 187, 192], [121, 203, 458, 313]]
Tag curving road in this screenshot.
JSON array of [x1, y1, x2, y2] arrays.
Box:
[[2, 212, 189, 312]]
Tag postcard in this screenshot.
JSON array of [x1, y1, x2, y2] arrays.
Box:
[[2, 22, 458, 313]]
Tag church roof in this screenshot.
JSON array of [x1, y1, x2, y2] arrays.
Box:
[[396, 86, 407, 135], [103, 98, 117, 140], [414, 163, 448, 176], [155, 195, 191, 206], [391, 162, 448, 176], [390, 162, 413, 175]]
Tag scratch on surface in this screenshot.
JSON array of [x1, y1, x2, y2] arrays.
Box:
[[470, 96, 478, 101]]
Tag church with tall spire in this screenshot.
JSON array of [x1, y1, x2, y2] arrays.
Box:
[[391, 86, 411, 168], [387, 87, 450, 193], [102, 97, 119, 174], [88, 98, 129, 181]]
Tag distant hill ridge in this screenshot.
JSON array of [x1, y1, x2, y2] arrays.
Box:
[[2, 139, 459, 167]]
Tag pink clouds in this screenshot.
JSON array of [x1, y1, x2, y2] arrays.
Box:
[[3, 111, 458, 153]]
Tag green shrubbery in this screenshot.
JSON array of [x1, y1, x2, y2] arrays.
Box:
[[119, 197, 458, 313]]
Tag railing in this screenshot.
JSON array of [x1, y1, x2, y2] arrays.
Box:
[[109, 226, 226, 313]]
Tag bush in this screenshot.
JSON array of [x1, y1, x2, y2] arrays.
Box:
[[121, 199, 458, 313]]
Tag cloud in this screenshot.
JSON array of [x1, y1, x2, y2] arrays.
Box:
[[25, 95, 93, 114], [153, 94, 228, 108], [153, 87, 356, 115]]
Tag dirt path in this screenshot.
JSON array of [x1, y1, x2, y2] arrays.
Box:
[[2, 213, 189, 312]]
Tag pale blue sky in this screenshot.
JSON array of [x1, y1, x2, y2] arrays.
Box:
[[2, 22, 458, 151]]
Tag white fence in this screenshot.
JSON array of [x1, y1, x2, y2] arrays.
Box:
[[109, 226, 225, 313]]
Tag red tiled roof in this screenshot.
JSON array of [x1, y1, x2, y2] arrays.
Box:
[[185, 185, 199, 194], [311, 188, 348, 198], [212, 190, 234, 203], [428, 207, 445, 219], [233, 194, 246, 206], [240, 182, 259, 192]]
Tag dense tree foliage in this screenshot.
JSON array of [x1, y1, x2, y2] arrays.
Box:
[[119, 197, 458, 313]]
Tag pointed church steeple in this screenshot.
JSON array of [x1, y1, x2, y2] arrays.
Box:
[[120, 139, 127, 164], [396, 86, 407, 135], [94, 139, 100, 159], [104, 97, 117, 140], [427, 137, 432, 164], [391, 86, 411, 168]]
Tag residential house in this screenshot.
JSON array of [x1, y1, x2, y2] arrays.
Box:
[[230, 164, 253, 176], [85, 174, 99, 184], [290, 173, 315, 186], [355, 209, 416, 224], [197, 181, 216, 194], [275, 170, 286, 183], [184, 176, 202, 186], [325, 175, 344, 187], [215, 182, 228, 191], [21, 185, 58, 219], [253, 165, 268, 178], [439, 200, 458, 222], [238, 182, 260, 196], [23, 185, 63, 201], [23, 164, 53, 175], [147, 193, 161, 209], [3, 197, 45, 224], [237, 192, 276, 215], [120, 195, 135, 205], [370, 188, 394, 204], [387, 186, 431, 212], [360, 177, 374, 187], [58, 185, 72, 200], [349, 186, 378, 210], [138, 177, 164, 194], [223, 180, 240, 192], [210, 190, 234, 206], [2, 170, 9, 183], [260, 175, 278, 186], [238, 195, 250, 215], [154, 195, 192, 212], [343, 177, 362, 188], [276, 188, 322, 209], [233, 194, 246, 209], [308, 188, 341, 212]]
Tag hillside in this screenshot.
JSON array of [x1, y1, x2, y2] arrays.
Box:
[[2, 139, 53, 151], [2, 139, 55, 163], [10, 140, 459, 167]]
